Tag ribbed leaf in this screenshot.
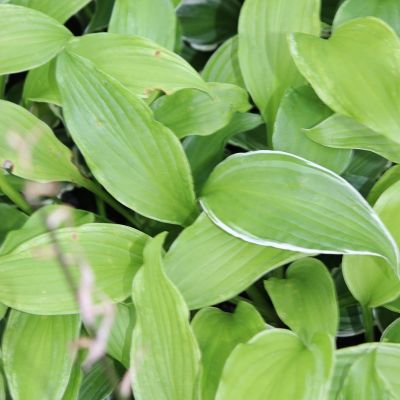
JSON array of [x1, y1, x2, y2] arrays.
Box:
[[368, 165, 400, 206], [23, 59, 61, 105], [265, 258, 338, 340], [200, 151, 399, 271], [165, 213, 302, 309], [305, 113, 400, 163], [152, 83, 250, 138], [66, 33, 208, 99], [273, 86, 352, 174], [201, 36, 245, 88], [238, 0, 320, 126], [57, 52, 197, 225], [3, 311, 80, 400], [0, 4, 72, 74], [343, 181, 400, 307], [0, 204, 27, 244], [10, 0, 91, 23], [216, 330, 333, 400], [382, 318, 400, 343], [131, 234, 201, 400], [192, 302, 265, 400], [0, 223, 148, 314], [329, 343, 400, 399], [290, 17, 400, 144], [334, 0, 400, 35], [109, 0, 176, 50], [0, 100, 85, 185]]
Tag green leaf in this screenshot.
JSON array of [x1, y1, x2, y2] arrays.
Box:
[[273, 86, 352, 174], [106, 303, 135, 368], [368, 165, 400, 206], [184, 112, 263, 191], [343, 180, 400, 307], [382, 318, 400, 343], [165, 213, 302, 309], [3, 310, 80, 400], [238, 0, 320, 126], [10, 0, 91, 23], [62, 361, 83, 400], [215, 330, 333, 400], [200, 151, 399, 271], [152, 83, 250, 139], [192, 302, 266, 400], [57, 52, 198, 226], [0, 204, 27, 244], [305, 113, 400, 164], [334, 0, 400, 35], [109, 0, 176, 50], [177, 0, 241, 46], [329, 343, 400, 399], [0, 4, 72, 75], [290, 17, 400, 144], [0, 204, 96, 255], [66, 33, 208, 99], [0, 223, 148, 314], [0, 100, 85, 185], [265, 258, 338, 340], [78, 359, 115, 400], [202, 36, 245, 89], [23, 59, 61, 105], [131, 234, 201, 400]]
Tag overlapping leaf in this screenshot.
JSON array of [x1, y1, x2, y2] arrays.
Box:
[[0, 223, 148, 314], [200, 151, 399, 270], [0, 4, 72, 74], [238, 0, 320, 126], [216, 330, 333, 400], [192, 302, 265, 400], [131, 234, 201, 400], [0, 100, 85, 185], [164, 213, 303, 309], [57, 52, 197, 225], [3, 310, 80, 400], [109, 0, 176, 50]]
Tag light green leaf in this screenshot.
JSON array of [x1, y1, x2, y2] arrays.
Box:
[[66, 33, 208, 99], [334, 0, 400, 35], [0, 204, 27, 244], [165, 213, 302, 309], [0, 4, 72, 75], [368, 165, 400, 206], [78, 359, 115, 400], [184, 112, 263, 191], [62, 361, 83, 400], [202, 36, 245, 89], [216, 330, 333, 400], [290, 17, 400, 144], [273, 86, 352, 174], [343, 180, 400, 307], [0, 204, 96, 255], [131, 234, 201, 400], [23, 59, 61, 105], [10, 0, 91, 23], [57, 52, 198, 226], [0, 223, 148, 314], [3, 310, 80, 400], [329, 343, 400, 399], [200, 151, 399, 271], [192, 302, 265, 400], [109, 0, 176, 50], [305, 113, 400, 163], [152, 83, 250, 138], [0, 100, 85, 185], [106, 303, 135, 368], [238, 0, 320, 126], [265, 258, 338, 340], [382, 318, 400, 343]]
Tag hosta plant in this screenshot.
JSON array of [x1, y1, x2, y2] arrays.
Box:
[[0, 0, 400, 399]]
